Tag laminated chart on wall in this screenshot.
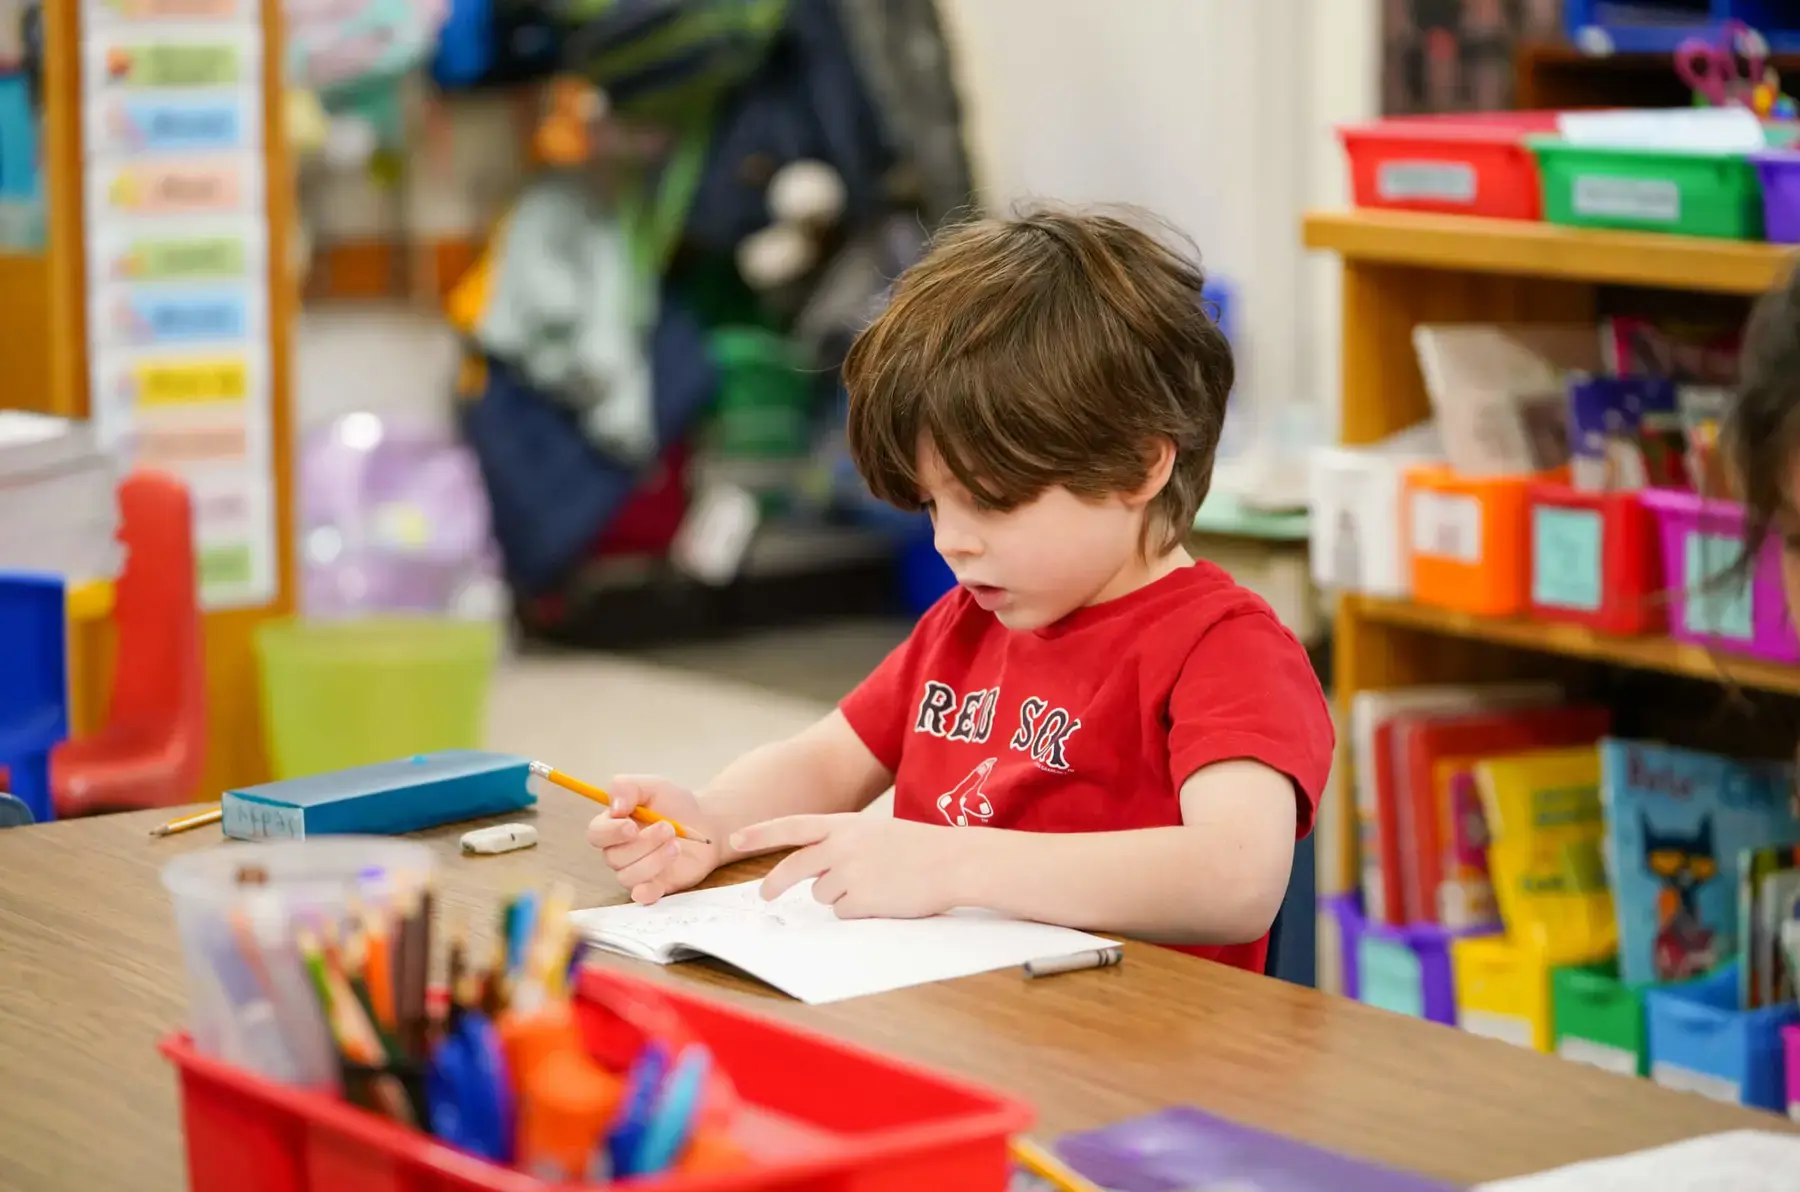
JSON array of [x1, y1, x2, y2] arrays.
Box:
[[80, 4, 275, 609]]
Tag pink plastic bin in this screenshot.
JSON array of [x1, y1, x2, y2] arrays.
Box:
[[1786, 1024, 1800, 1121], [1639, 489, 1800, 663]]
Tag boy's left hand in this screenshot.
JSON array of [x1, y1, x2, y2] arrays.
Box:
[[732, 814, 968, 919]]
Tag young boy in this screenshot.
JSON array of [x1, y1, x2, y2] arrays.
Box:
[[588, 207, 1333, 973]]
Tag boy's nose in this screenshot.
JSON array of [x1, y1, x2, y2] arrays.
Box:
[[932, 517, 982, 560]]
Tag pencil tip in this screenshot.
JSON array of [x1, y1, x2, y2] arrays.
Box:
[[148, 827, 167, 837]]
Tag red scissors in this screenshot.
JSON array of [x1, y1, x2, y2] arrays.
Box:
[[1675, 19, 1769, 107]]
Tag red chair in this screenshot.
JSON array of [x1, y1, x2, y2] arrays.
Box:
[[52, 471, 207, 817]]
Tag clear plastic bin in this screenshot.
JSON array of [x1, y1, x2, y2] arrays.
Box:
[[161, 838, 435, 1090]]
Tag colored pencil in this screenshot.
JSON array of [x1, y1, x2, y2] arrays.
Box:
[[149, 805, 222, 837], [1010, 1138, 1102, 1192], [528, 760, 713, 844]]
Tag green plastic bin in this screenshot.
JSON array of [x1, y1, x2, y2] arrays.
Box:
[[707, 327, 814, 460], [255, 617, 500, 780], [1530, 135, 1764, 240], [1552, 959, 1648, 1077]]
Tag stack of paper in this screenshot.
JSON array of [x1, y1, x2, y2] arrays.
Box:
[[0, 411, 122, 581]]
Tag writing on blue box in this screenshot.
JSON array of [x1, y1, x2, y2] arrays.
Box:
[[101, 94, 253, 155], [1683, 532, 1754, 641], [105, 286, 251, 346], [1533, 505, 1603, 612]]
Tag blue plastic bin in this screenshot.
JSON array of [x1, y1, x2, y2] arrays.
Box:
[[1565, 1, 1800, 55], [1645, 960, 1799, 1111]]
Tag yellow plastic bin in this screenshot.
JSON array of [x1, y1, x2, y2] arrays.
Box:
[[255, 617, 501, 779]]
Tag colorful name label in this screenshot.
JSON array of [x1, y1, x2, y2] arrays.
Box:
[[128, 356, 251, 406], [102, 42, 247, 88], [93, 94, 256, 156], [95, 227, 257, 281], [101, 286, 255, 346], [96, 159, 253, 215], [90, 0, 252, 18]]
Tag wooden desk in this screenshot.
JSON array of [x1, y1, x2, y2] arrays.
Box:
[[0, 795, 1789, 1192]]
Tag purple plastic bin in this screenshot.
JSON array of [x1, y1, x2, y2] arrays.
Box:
[[1319, 893, 1364, 1000], [1786, 1024, 1800, 1121], [1639, 488, 1800, 663], [1755, 150, 1800, 245], [1355, 918, 1471, 1026]]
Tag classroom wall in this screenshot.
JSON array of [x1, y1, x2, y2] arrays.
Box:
[[940, 0, 1380, 454]]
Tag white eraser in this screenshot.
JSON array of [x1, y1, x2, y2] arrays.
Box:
[[460, 822, 539, 855]]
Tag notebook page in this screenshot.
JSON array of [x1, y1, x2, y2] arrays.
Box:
[[571, 880, 1118, 1004], [1475, 1131, 1800, 1192]]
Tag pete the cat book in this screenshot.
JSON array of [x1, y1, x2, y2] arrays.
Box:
[[1600, 738, 1798, 988]]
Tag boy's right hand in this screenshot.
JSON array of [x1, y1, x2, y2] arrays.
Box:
[[585, 775, 722, 905]]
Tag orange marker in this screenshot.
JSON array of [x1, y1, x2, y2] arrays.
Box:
[[516, 1048, 622, 1184], [528, 761, 712, 845]]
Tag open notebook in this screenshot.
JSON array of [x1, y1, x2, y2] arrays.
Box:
[[570, 879, 1119, 1004]]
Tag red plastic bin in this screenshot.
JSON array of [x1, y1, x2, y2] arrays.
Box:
[[1526, 482, 1664, 636], [1339, 111, 1562, 220], [161, 967, 1034, 1192]]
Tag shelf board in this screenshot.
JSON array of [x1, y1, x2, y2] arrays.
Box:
[[1303, 209, 1795, 296], [1349, 594, 1800, 698]]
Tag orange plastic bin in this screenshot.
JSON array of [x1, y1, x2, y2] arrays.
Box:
[[1404, 466, 1545, 618]]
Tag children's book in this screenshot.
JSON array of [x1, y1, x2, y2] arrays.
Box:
[[1599, 739, 1800, 987], [1395, 704, 1612, 925], [1349, 684, 1561, 925], [1477, 746, 1616, 965], [570, 879, 1119, 1005]]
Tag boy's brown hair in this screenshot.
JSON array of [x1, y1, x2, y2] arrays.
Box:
[[842, 205, 1234, 553]]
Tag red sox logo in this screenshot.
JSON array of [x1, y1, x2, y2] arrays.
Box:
[[937, 758, 996, 827]]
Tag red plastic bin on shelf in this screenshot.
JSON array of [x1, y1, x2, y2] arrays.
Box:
[[161, 967, 1033, 1192], [1339, 111, 1562, 219], [1526, 482, 1664, 636]]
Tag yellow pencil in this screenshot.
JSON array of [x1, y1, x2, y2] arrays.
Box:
[[1010, 1137, 1102, 1192], [527, 760, 712, 844], [149, 805, 222, 837]]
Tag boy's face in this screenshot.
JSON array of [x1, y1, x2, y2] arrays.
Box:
[[917, 441, 1154, 631]]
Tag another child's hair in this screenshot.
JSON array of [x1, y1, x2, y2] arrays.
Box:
[[1728, 263, 1800, 561], [841, 204, 1234, 553]]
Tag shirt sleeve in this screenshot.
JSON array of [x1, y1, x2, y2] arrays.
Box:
[[838, 589, 963, 773], [1167, 609, 1334, 838]]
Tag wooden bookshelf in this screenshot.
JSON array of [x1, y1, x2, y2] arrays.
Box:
[[1303, 210, 1794, 297], [1350, 596, 1800, 700], [1305, 207, 1800, 935]]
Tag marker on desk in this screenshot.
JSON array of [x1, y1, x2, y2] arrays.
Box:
[[1022, 947, 1124, 979]]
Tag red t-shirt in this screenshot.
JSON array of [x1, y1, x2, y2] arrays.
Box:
[[839, 561, 1334, 974]]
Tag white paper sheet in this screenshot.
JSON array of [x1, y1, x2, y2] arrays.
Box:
[[1476, 1131, 1800, 1191], [571, 879, 1119, 1005]]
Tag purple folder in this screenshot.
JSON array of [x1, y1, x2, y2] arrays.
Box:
[[1054, 1107, 1464, 1191]]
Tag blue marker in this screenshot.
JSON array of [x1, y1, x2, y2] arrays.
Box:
[[508, 891, 539, 976], [427, 1012, 515, 1163], [629, 1045, 712, 1174], [606, 1042, 669, 1176]]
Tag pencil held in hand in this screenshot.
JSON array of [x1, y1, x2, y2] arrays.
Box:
[[529, 760, 713, 845]]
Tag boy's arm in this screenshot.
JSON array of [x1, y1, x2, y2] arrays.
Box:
[[950, 759, 1300, 945], [701, 710, 894, 865]]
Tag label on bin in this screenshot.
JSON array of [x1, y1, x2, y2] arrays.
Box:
[[1557, 1035, 1637, 1076], [1572, 175, 1680, 224], [1682, 532, 1755, 641], [1651, 1060, 1741, 1105], [1460, 1009, 1535, 1050], [1532, 506, 1603, 612], [1409, 491, 1482, 564], [1377, 160, 1477, 204]]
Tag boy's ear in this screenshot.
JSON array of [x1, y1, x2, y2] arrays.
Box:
[[1126, 439, 1177, 508]]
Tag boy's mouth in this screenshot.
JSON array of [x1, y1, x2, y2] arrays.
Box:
[[961, 582, 1008, 610]]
